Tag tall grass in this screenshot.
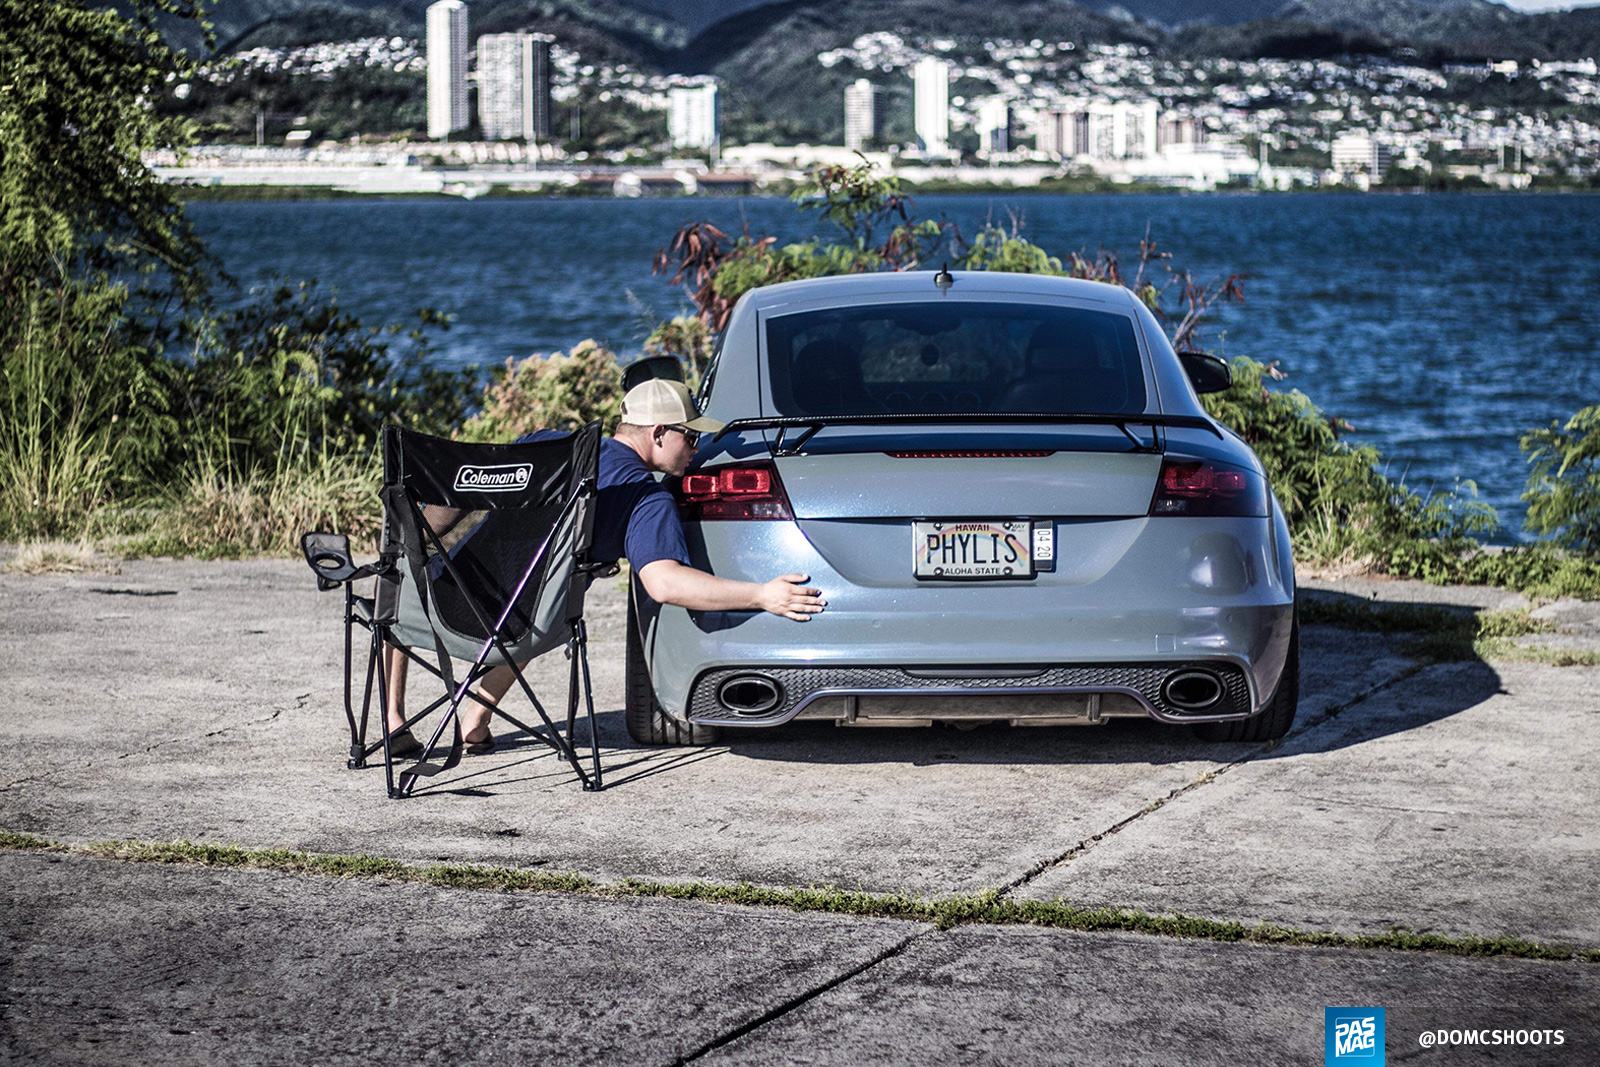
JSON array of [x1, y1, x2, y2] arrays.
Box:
[[139, 335, 384, 558], [0, 277, 169, 540], [141, 447, 381, 558]]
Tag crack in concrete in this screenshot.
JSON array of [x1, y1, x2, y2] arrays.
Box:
[[672, 926, 935, 1065], [994, 659, 1434, 898]]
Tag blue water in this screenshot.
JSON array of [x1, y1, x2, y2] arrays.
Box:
[[189, 193, 1600, 538]]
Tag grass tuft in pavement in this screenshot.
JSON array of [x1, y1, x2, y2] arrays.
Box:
[[0, 830, 61, 851], [3, 833, 1594, 963], [2, 540, 118, 575]]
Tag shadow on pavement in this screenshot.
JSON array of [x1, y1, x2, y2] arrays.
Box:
[[1255, 588, 1507, 760], [399, 588, 1509, 791]]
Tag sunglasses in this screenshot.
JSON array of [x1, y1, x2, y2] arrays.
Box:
[[663, 425, 702, 448]]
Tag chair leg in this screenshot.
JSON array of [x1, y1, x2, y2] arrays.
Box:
[[565, 624, 581, 741], [373, 630, 403, 799], [576, 621, 603, 792], [341, 588, 370, 768], [348, 630, 380, 769]]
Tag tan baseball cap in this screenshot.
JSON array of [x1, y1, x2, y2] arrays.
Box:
[[618, 379, 725, 434]]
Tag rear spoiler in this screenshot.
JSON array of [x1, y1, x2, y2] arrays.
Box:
[[712, 413, 1224, 456]]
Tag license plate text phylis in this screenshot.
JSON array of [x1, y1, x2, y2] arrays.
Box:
[[913, 521, 1033, 579]]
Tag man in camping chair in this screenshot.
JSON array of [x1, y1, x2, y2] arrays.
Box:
[[382, 378, 826, 757]]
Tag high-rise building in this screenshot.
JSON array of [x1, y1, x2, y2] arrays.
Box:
[[1332, 130, 1392, 179], [912, 57, 949, 154], [844, 79, 883, 151], [669, 81, 719, 151], [1158, 114, 1203, 151], [976, 98, 1011, 154], [426, 0, 468, 139], [477, 32, 553, 141], [1036, 100, 1159, 161], [1036, 108, 1070, 158], [1116, 102, 1159, 159]]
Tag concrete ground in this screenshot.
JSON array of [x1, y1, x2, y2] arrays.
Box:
[[1, 560, 1596, 1064]]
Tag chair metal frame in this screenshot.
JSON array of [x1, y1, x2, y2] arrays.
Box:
[[305, 423, 607, 796]]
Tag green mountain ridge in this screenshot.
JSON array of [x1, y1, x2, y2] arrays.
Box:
[[195, 0, 1600, 61], [157, 0, 1600, 147]]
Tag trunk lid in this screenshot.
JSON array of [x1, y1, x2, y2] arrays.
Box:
[[767, 426, 1162, 519]]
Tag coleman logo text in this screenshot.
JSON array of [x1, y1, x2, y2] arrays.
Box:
[[454, 464, 532, 492]]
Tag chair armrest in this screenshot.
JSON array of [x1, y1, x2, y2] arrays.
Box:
[[301, 531, 394, 591]]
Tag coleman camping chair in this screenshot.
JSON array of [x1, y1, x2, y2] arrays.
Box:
[[302, 421, 607, 795]]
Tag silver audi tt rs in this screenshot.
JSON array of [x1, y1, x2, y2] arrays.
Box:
[[625, 270, 1298, 746]]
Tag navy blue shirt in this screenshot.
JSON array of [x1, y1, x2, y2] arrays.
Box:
[[522, 431, 690, 570]]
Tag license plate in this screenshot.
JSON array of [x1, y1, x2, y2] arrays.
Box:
[[913, 520, 1032, 579]]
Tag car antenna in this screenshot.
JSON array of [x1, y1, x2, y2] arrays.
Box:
[[933, 263, 954, 293]]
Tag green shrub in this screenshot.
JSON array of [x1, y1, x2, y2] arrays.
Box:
[[457, 340, 624, 443], [654, 160, 957, 329], [172, 281, 477, 477], [643, 315, 716, 388], [1521, 406, 1600, 556]]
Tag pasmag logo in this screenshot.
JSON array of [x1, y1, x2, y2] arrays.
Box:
[[1326, 1007, 1385, 1065], [454, 463, 532, 492]]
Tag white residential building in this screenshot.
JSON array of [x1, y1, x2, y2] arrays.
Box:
[[1332, 130, 1393, 180], [976, 98, 1011, 154], [1158, 114, 1205, 151], [913, 57, 949, 154], [477, 32, 553, 141], [425, 0, 468, 139], [669, 81, 720, 151], [1036, 100, 1159, 161], [844, 79, 884, 151], [1035, 108, 1076, 158]]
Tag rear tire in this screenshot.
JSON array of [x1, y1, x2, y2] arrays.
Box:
[[1194, 612, 1298, 743], [625, 592, 720, 746]]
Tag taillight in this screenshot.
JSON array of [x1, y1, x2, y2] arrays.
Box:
[[678, 462, 794, 521], [1149, 458, 1268, 518]]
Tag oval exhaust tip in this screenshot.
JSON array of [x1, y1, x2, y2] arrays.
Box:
[[717, 675, 783, 717], [1163, 670, 1224, 711]]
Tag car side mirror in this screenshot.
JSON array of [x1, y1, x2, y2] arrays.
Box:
[[1180, 352, 1232, 395], [622, 354, 685, 393]]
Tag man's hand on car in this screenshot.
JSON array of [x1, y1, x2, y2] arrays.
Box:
[[760, 574, 826, 621], [636, 559, 825, 621]]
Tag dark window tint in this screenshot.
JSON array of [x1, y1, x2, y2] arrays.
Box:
[[766, 302, 1146, 416]]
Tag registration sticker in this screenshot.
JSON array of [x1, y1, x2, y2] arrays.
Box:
[[913, 521, 1032, 579]]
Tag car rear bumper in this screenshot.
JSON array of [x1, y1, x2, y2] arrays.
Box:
[[641, 514, 1296, 727], [685, 659, 1259, 727]]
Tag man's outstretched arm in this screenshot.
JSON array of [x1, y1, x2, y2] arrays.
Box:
[[636, 560, 825, 622]]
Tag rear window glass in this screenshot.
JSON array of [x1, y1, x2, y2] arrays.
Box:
[[765, 301, 1146, 417]]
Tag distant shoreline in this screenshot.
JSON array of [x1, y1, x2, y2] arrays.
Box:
[[172, 182, 1598, 202]]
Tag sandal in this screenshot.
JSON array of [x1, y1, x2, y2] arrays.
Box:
[[465, 729, 496, 756], [386, 729, 424, 759]]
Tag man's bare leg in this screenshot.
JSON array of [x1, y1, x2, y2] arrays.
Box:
[[384, 645, 514, 745], [461, 664, 516, 744], [384, 646, 409, 733]]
